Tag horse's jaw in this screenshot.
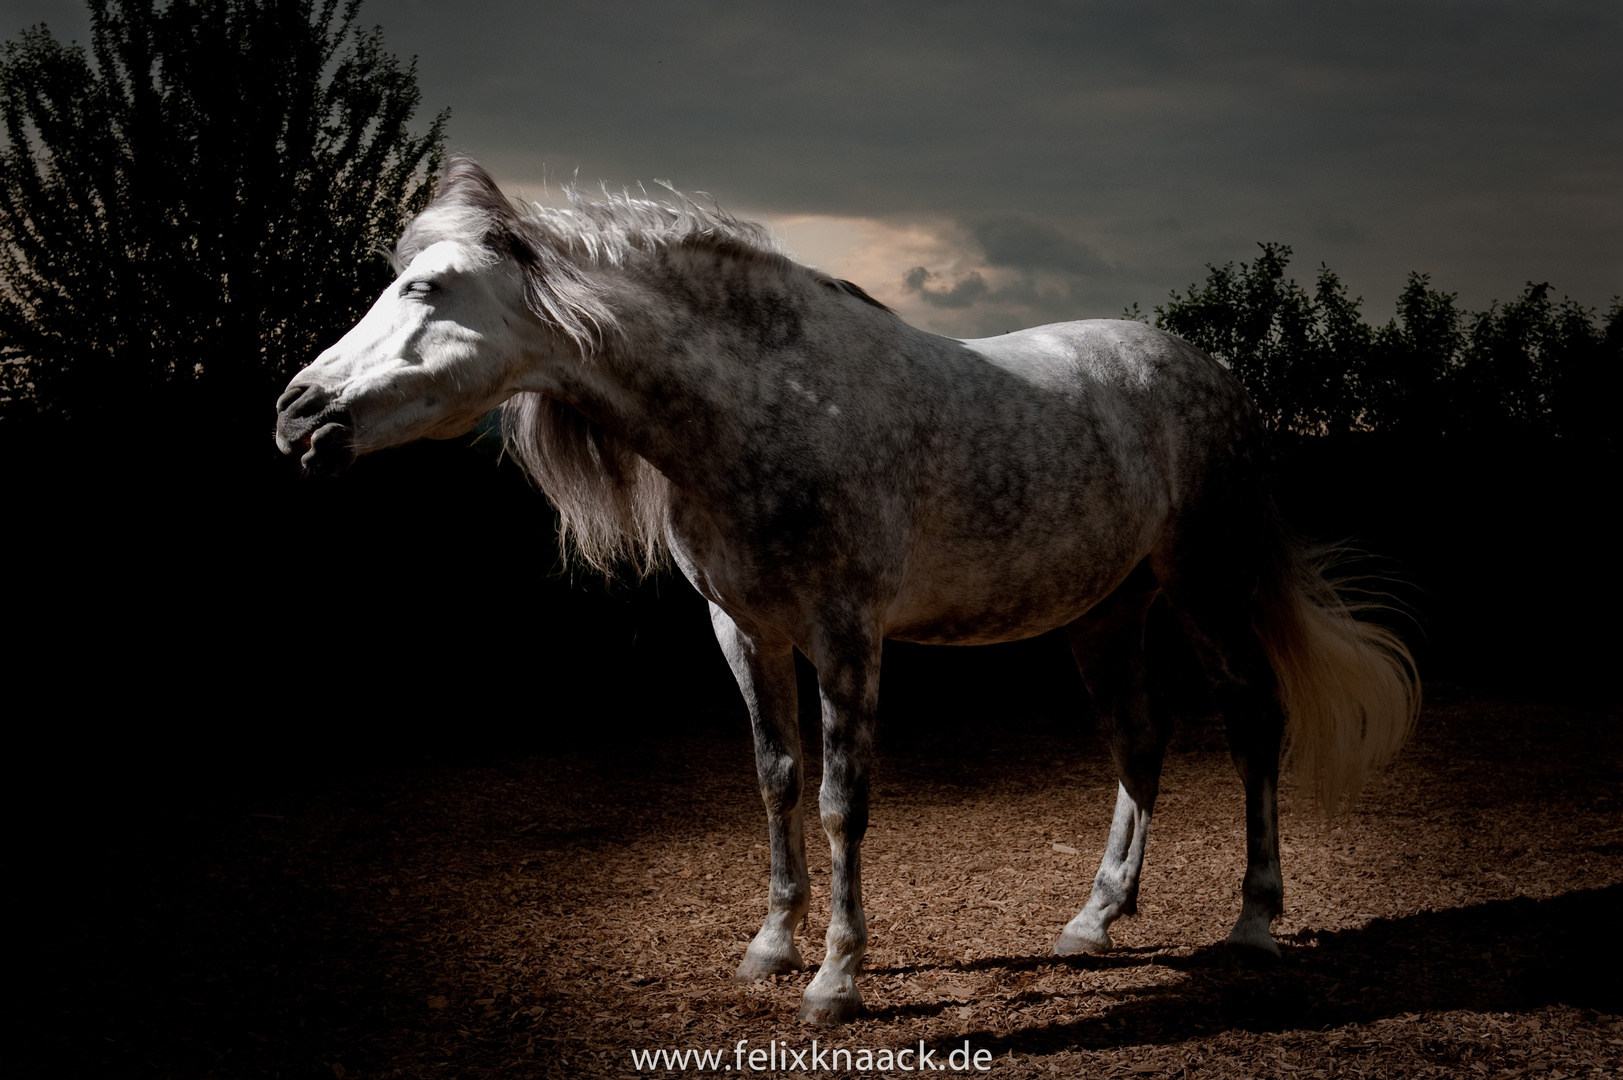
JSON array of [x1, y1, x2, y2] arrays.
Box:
[[421, 410, 489, 441], [275, 373, 503, 473]]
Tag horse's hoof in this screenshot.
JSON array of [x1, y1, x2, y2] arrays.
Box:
[[1223, 920, 1282, 961], [734, 947, 806, 982], [1054, 921, 1112, 956], [1053, 929, 1112, 956], [797, 974, 863, 1026]]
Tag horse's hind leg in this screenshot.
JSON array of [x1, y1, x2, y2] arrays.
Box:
[[1162, 570, 1286, 958], [711, 604, 810, 981], [1055, 562, 1171, 956]]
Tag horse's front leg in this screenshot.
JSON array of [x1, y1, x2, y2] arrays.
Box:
[[711, 604, 810, 981], [799, 627, 881, 1026]]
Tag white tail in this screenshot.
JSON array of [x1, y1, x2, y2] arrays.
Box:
[[1254, 514, 1421, 813]]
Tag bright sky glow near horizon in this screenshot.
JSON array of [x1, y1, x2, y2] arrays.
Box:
[[5, 0, 1620, 338]]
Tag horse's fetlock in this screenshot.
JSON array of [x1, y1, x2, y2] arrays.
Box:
[[825, 920, 868, 954]]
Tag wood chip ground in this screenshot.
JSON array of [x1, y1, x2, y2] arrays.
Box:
[[39, 687, 1622, 1077]]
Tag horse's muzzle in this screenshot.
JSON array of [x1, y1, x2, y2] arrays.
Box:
[[275, 383, 357, 475]]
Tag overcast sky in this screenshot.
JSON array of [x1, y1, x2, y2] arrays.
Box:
[[7, 0, 1621, 336]]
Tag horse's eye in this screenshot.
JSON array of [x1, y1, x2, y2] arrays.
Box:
[[404, 280, 435, 296]]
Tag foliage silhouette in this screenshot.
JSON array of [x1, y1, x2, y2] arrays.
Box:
[[0, 0, 446, 425], [1146, 244, 1620, 446]]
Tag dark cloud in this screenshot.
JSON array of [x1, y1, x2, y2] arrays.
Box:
[[8, 0, 1620, 317], [970, 216, 1112, 277], [902, 267, 989, 309], [895, 216, 1132, 329], [902, 261, 1114, 335]]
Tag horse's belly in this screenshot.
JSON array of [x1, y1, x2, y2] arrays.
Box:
[[883, 535, 1146, 646], [885, 606, 1095, 647], [882, 442, 1169, 645]]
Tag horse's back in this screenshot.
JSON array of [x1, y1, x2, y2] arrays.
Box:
[[959, 319, 1245, 416], [958, 319, 1267, 523], [875, 320, 1262, 644]]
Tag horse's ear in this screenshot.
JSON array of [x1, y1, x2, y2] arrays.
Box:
[[434, 157, 509, 215], [396, 156, 523, 263]]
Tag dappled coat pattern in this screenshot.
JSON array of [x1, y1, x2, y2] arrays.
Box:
[[275, 158, 1417, 1025]]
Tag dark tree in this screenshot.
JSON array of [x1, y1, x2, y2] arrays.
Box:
[[1360, 273, 1464, 437], [1150, 243, 1374, 435], [1152, 245, 1620, 443], [1452, 284, 1622, 444], [0, 0, 446, 424]]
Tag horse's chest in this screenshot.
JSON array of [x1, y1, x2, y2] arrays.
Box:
[[665, 482, 912, 631]]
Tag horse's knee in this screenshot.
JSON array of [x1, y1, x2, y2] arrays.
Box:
[[818, 795, 870, 843], [757, 752, 802, 813]]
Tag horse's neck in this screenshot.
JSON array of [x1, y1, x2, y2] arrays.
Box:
[[540, 251, 829, 483]]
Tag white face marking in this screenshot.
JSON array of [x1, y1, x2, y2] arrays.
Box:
[[289, 241, 533, 450]]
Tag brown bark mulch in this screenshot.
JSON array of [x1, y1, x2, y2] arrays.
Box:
[[37, 685, 1622, 1078]]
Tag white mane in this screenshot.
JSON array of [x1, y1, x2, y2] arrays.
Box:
[[393, 158, 839, 577], [394, 158, 800, 358]]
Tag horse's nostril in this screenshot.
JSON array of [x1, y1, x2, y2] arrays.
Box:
[[278, 382, 333, 419], [275, 386, 301, 412]]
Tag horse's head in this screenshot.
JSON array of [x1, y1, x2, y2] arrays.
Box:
[[273, 233, 533, 472], [274, 157, 663, 474]]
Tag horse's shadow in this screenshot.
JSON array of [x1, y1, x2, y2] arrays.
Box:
[[863, 885, 1621, 1049]]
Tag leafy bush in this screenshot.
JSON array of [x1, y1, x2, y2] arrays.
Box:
[[1147, 244, 1620, 444], [0, 0, 446, 423]]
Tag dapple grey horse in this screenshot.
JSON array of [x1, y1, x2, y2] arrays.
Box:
[[275, 159, 1417, 1025]]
